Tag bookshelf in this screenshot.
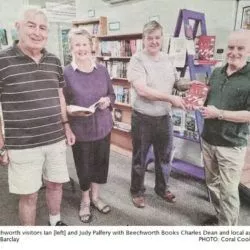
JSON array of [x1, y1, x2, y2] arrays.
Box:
[[96, 32, 143, 153]]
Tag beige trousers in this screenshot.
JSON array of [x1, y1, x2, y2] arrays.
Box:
[[202, 139, 246, 226]]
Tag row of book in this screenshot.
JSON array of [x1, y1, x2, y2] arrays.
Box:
[[100, 61, 129, 79], [113, 85, 130, 104], [172, 108, 199, 141], [99, 39, 142, 57]]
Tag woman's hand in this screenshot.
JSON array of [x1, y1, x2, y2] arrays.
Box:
[[98, 97, 111, 110]]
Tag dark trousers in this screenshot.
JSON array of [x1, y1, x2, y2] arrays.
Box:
[[72, 134, 111, 191], [130, 110, 174, 197]]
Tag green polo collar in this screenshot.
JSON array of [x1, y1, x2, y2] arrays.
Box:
[[220, 62, 250, 75]]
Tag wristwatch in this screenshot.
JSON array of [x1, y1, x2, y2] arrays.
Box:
[[0, 146, 6, 157], [218, 110, 224, 120]]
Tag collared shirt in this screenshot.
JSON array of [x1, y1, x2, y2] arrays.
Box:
[[0, 43, 65, 149], [202, 62, 250, 147], [63, 63, 115, 141], [71, 59, 97, 72]]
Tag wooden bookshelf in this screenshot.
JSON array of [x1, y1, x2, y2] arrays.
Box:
[[98, 32, 142, 40], [72, 16, 107, 36], [97, 32, 142, 155], [115, 101, 131, 108]]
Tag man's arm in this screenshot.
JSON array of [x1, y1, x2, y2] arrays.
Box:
[[0, 117, 9, 166], [201, 105, 250, 123], [132, 78, 185, 109], [58, 89, 75, 145], [127, 56, 186, 109], [0, 118, 4, 148]]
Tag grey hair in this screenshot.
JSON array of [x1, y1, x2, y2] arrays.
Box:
[[17, 6, 48, 23], [68, 28, 93, 50], [142, 20, 163, 38]]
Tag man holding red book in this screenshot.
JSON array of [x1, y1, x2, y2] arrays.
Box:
[[200, 30, 250, 226]]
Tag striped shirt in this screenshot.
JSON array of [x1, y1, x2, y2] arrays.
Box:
[[0, 43, 65, 149]]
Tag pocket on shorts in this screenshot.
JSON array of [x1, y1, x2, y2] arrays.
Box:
[[8, 148, 39, 165]]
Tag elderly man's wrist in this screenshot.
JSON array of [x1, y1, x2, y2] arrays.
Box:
[[218, 109, 224, 120]]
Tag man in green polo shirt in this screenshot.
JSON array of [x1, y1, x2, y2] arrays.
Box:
[[200, 30, 250, 225]]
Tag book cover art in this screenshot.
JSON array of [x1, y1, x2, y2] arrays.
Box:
[[184, 83, 209, 109], [113, 108, 123, 122], [194, 35, 216, 65], [172, 108, 185, 134], [168, 37, 187, 68], [185, 111, 196, 132]]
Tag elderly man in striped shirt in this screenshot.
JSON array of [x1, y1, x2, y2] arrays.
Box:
[[0, 7, 75, 226]]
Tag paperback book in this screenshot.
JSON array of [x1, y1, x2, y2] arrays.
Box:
[[194, 35, 217, 65], [113, 108, 123, 122], [184, 83, 209, 109], [67, 101, 100, 116], [172, 108, 186, 135]]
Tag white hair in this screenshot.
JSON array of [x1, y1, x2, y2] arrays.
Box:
[[16, 6, 48, 24]]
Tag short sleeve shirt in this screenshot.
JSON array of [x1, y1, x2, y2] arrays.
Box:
[[127, 51, 179, 116]]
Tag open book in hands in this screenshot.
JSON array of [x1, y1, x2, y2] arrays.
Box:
[[184, 83, 209, 109], [67, 101, 100, 117]]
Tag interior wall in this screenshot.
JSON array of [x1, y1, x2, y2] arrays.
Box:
[[75, 0, 236, 52], [235, 0, 250, 29], [0, 0, 25, 50], [0, 0, 72, 59]]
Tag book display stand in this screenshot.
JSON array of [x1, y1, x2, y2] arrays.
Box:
[[174, 9, 211, 80], [172, 9, 212, 179]]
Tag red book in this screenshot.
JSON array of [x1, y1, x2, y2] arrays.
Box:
[[184, 83, 209, 109], [194, 35, 217, 65]]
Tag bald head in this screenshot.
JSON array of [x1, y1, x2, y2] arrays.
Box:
[[226, 30, 249, 69]]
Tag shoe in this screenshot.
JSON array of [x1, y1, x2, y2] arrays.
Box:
[[79, 202, 92, 223], [202, 216, 218, 226], [48, 221, 68, 226], [156, 190, 176, 203], [132, 196, 145, 208], [91, 199, 111, 214]]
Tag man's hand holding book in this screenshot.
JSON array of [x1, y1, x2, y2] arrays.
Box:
[[184, 80, 209, 110]]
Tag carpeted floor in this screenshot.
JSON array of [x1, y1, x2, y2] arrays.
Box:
[[0, 148, 250, 226]]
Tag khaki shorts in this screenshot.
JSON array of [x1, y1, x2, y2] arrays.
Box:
[[8, 140, 69, 194]]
